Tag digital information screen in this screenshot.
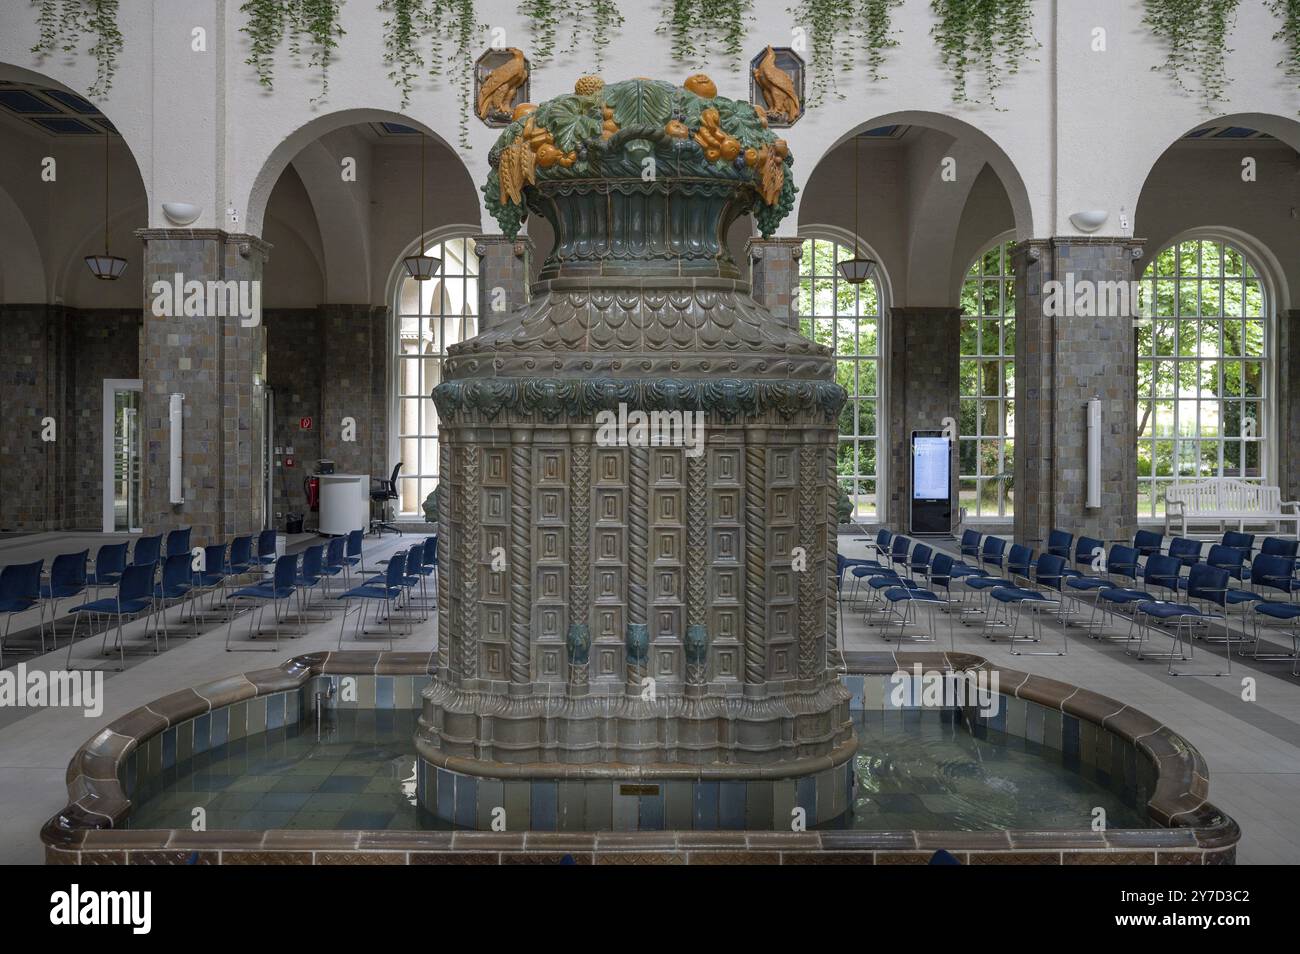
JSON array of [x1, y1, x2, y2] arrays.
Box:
[[912, 436, 951, 501]]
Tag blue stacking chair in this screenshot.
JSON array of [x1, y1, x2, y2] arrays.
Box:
[[1133, 529, 1163, 563], [225, 553, 298, 651], [964, 544, 1033, 620], [0, 560, 44, 666], [413, 535, 438, 608], [889, 535, 911, 574], [880, 581, 947, 645], [1202, 544, 1246, 584], [318, 537, 349, 596], [132, 534, 163, 568], [189, 542, 230, 623], [906, 542, 933, 581], [1250, 602, 1300, 675], [66, 563, 156, 671], [1259, 536, 1300, 575], [87, 542, 129, 596], [979, 536, 1007, 573], [164, 527, 192, 558], [290, 544, 330, 624], [1066, 544, 1139, 637], [1133, 563, 1232, 676], [1100, 554, 1181, 644], [381, 543, 426, 624], [1047, 529, 1073, 560], [989, 553, 1069, 656], [1238, 553, 1300, 661], [959, 529, 981, 561], [1168, 536, 1203, 570], [40, 550, 88, 644], [150, 553, 194, 647], [337, 551, 408, 648], [866, 528, 894, 563], [1220, 531, 1255, 565], [254, 529, 278, 572], [343, 529, 365, 581], [1071, 535, 1105, 576], [841, 555, 883, 603]]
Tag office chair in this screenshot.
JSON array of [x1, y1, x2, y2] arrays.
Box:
[[370, 462, 403, 536]]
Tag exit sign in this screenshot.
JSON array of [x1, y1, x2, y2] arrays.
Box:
[[299, 417, 313, 431]]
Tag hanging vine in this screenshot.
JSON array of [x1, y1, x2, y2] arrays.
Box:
[[659, 0, 751, 71], [239, 0, 345, 103], [930, 0, 1036, 106], [30, 0, 123, 100], [1143, 0, 1239, 109], [790, 0, 901, 107], [1271, 0, 1300, 100], [428, 0, 480, 149], [381, 0, 428, 107], [520, 0, 624, 69]]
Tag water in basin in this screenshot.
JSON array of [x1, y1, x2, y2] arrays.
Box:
[[126, 708, 1151, 831]]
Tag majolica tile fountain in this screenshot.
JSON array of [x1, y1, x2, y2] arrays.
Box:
[[416, 74, 855, 828]]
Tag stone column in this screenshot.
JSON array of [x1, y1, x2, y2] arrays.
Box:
[[1012, 238, 1143, 550], [1280, 309, 1300, 505], [746, 237, 803, 330], [319, 305, 388, 490], [137, 229, 269, 543], [886, 307, 961, 532], [473, 234, 532, 334]]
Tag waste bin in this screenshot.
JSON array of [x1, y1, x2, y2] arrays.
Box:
[[286, 512, 304, 534]]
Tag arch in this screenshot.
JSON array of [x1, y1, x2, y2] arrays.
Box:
[[0, 62, 150, 215], [286, 138, 369, 302], [797, 110, 1036, 240], [244, 108, 474, 238], [796, 223, 895, 313], [0, 181, 46, 301]]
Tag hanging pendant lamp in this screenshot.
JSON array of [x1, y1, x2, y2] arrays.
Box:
[[837, 133, 875, 286], [85, 131, 127, 280], [403, 131, 442, 281]]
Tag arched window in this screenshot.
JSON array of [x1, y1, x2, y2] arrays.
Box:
[[959, 240, 1016, 519], [796, 236, 883, 519], [391, 236, 479, 515], [1135, 238, 1269, 517]]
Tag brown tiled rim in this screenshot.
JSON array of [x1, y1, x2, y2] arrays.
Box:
[[42, 650, 1239, 864]]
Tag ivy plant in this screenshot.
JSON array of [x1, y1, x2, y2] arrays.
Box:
[[380, 0, 428, 108], [427, 0, 480, 149], [239, 0, 346, 103], [659, 0, 752, 71], [1143, 0, 1240, 109], [1271, 0, 1300, 102], [30, 0, 123, 100], [520, 0, 624, 70], [790, 0, 901, 107], [930, 0, 1036, 106]]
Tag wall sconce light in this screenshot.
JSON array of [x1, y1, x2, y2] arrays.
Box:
[[1069, 210, 1109, 233], [169, 393, 184, 505]]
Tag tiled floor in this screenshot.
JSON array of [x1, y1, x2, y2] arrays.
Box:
[[0, 530, 1296, 863]]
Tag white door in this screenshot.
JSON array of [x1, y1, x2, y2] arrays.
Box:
[[102, 379, 143, 533]]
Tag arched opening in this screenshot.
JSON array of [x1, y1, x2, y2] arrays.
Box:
[[0, 69, 147, 532]]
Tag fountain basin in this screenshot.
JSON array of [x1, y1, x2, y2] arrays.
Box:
[[42, 651, 1239, 863]]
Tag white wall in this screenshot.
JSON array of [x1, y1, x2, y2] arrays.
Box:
[[5, 0, 1300, 308]]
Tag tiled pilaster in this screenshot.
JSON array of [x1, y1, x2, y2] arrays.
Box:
[[1013, 238, 1143, 550], [746, 237, 803, 329], [1281, 309, 1300, 505], [473, 234, 531, 334], [887, 307, 961, 531], [138, 229, 269, 543]]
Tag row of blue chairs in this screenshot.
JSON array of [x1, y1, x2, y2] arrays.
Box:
[[0, 528, 383, 671], [840, 526, 1300, 675]]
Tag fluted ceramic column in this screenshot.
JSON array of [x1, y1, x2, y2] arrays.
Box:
[[625, 445, 650, 692], [744, 427, 768, 686], [509, 428, 533, 689], [797, 437, 822, 680], [459, 443, 481, 681], [566, 427, 592, 693], [685, 452, 710, 690]]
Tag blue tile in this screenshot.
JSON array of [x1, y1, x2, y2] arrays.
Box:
[[161, 728, 176, 769], [210, 707, 229, 747], [193, 713, 211, 754], [454, 774, 478, 828], [376, 676, 395, 708], [719, 781, 746, 830], [796, 776, 817, 820], [266, 693, 286, 730], [694, 781, 718, 829], [436, 768, 455, 821], [1062, 715, 1081, 765], [530, 781, 558, 831], [639, 790, 664, 830]]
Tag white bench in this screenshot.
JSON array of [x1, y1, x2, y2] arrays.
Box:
[[1164, 479, 1300, 539]]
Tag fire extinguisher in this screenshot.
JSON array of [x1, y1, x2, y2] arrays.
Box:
[[305, 475, 320, 512]]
